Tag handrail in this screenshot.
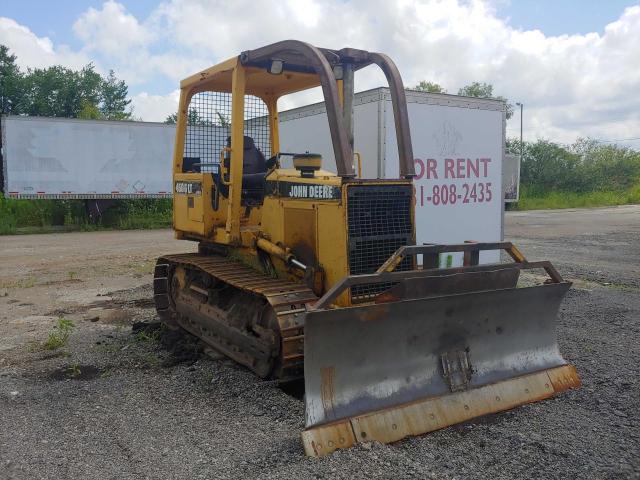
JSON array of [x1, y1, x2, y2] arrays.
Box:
[[218, 147, 232, 186], [310, 242, 565, 310]]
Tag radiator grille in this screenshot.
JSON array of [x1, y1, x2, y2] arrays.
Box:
[[347, 185, 413, 301]]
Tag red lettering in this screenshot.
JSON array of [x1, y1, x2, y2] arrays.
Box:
[[456, 159, 465, 178], [444, 159, 454, 179], [426, 158, 438, 179], [467, 158, 479, 178], [414, 158, 425, 179], [480, 158, 491, 177]]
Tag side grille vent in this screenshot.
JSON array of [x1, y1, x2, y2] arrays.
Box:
[[346, 185, 413, 301]]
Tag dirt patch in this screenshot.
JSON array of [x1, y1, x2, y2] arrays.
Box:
[[127, 298, 155, 309], [132, 321, 204, 367], [49, 364, 102, 381]]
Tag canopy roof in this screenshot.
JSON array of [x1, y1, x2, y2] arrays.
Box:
[[180, 41, 374, 98], [178, 40, 415, 180]]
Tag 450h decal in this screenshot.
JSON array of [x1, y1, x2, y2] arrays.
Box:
[[174, 181, 202, 196]]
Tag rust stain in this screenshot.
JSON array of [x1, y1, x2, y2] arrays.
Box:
[[358, 304, 391, 322], [320, 366, 336, 419], [374, 292, 401, 304], [548, 364, 581, 392], [303, 365, 581, 457]]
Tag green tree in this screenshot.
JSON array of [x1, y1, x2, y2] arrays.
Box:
[[571, 138, 640, 191], [458, 81, 513, 119], [100, 70, 132, 120], [77, 99, 103, 120], [509, 136, 640, 195], [0, 44, 24, 114], [0, 45, 132, 120], [414, 80, 446, 93], [519, 139, 581, 192], [21, 63, 102, 117], [165, 108, 221, 126]]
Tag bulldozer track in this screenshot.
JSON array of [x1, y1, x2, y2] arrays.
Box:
[[153, 253, 317, 381]]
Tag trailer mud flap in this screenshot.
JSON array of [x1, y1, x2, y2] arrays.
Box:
[[302, 283, 580, 456]]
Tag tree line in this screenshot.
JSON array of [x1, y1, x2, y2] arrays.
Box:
[[507, 137, 640, 195], [0, 45, 131, 120], [414, 80, 513, 118]]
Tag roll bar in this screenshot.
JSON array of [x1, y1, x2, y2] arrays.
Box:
[[240, 40, 415, 179]]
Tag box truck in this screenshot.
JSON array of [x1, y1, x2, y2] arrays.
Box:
[[279, 87, 508, 264]]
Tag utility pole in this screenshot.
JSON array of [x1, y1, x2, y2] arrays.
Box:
[[515, 102, 523, 162]]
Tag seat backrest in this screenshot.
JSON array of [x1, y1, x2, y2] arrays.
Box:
[[225, 136, 267, 174]]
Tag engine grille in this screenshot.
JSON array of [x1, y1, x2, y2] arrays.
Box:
[[346, 185, 413, 301]]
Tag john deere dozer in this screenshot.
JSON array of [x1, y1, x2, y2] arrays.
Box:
[[154, 40, 580, 456]]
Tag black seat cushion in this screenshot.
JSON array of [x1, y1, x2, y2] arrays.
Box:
[[215, 136, 268, 200], [239, 136, 267, 174]]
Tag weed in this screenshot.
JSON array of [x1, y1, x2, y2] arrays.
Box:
[[42, 318, 75, 351], [67, 271, 78, 280], [134, 328, 162, 343], [67, 362, 81, 378], [141, 352, 160, 367], [0, 277, 36, 289]]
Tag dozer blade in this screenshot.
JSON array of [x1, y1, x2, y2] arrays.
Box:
[[302, 277, 580, 457]]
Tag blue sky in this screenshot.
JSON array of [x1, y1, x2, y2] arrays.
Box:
[[1, 0, 639, 145], [4, 0, 638, 55], [498, 0, 639, 35], [2, 1, 153, 47], [2, 0, 638, 97]]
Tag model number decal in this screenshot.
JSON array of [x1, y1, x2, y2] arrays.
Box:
[[174, 181, 202, 196]]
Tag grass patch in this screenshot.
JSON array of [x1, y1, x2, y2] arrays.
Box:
[[511, 186, 640, 210], [0, 195, 172, 235], [42, 318, 75, 351], [133, 326, 164, 343], [0, 277, 37, 289]]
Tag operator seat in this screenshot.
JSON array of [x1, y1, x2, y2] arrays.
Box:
[[238, 135, 268, 189], [215, 135, 268, 203]]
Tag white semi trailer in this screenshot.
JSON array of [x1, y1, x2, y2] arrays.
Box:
[[0, 115, 175, 199]]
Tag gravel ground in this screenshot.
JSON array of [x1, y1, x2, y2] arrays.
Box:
[[1, 206, 639, 479]]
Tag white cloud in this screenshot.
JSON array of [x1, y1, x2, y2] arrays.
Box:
[[72, 0, 154, 57], [1, 0, 639, 146], [149, 0, 640, 143], [130, 89, 180, 122], [0, 17, 91, 71]]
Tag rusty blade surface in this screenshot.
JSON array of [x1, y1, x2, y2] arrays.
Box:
[[302, 364, 581, 457], [304, 282, 571, 427]]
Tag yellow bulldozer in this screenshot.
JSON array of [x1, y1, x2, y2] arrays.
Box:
[[154, 40, 580, 456]]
